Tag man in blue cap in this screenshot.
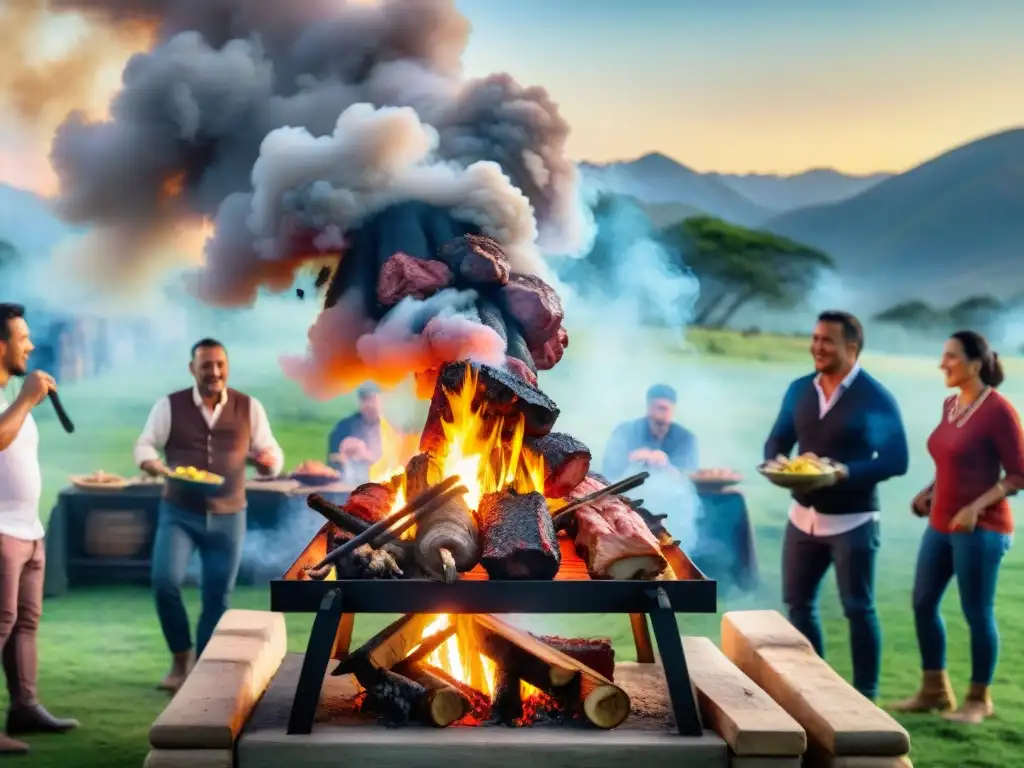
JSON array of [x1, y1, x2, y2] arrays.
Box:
[[327, 383, 384, 483], [602, 383, 698, 481]]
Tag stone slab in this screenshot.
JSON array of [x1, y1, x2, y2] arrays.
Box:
[[238, 655, 729, 768], [144, 748, 234, 768], [730, 757, 802, 768]]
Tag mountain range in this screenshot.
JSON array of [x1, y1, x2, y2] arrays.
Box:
[[582, 128, 1024, 308], [4, 126, 1022, 311]]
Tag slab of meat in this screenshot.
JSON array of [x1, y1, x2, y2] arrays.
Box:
[[525, 432, 591, 498], [377, 252, 454, 306], [568, 476, 667, 580], [478, 489, 561, 580], [437, 234, 511, 286], [504, 356, 538, 387], [502, 274, 569, 371], [343, 482, 397, 524]]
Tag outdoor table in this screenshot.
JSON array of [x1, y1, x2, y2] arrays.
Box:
[[43, 479, 352, 597]]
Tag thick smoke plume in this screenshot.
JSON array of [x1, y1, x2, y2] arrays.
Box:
[[36, 0, 587, 395]]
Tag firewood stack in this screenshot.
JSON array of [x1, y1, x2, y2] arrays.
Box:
[[329, 613, 627, 730], [298, 358, 671, 585]]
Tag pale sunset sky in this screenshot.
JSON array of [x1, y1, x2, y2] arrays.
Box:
[[2, 0, 1022, 191]]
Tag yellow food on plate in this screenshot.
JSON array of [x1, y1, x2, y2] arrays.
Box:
[[172, 466, 224, 484], [765, 453, 832, 476]]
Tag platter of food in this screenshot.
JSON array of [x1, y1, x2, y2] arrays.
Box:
[[165, 466, 225, 495], [757, 453, 841, 489], [689, 467, 742, 492], [71, 470, 131, 491], [290, 459, 342, 486]]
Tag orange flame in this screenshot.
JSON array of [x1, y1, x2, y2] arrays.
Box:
[[436, 366, 546, 512]]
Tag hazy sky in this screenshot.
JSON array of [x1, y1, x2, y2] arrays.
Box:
[[1, 0, 1022, 191]]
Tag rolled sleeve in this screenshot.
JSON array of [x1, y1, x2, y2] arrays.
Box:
[[249, 397, 284, 475], [134, 397, 170, 467]]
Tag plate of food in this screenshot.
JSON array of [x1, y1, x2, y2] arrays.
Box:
[[165, 466, 225, 495], [71, 470, 130, 492], [689, 468, 742, 492], [757, 453, 841, 489], [290, 460, 342, 486]]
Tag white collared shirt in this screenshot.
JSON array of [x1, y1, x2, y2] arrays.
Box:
[[134, 386, 284, 476], [788, 364, 879, 537], [0, 395, 45, 541]]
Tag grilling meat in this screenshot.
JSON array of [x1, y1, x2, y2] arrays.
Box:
[[377, 252, 454, 306], [478, 489, 561, 580], [525, 432, 592, 498]]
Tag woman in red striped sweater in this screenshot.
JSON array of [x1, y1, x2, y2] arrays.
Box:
[[895, 331, 1024, 723]]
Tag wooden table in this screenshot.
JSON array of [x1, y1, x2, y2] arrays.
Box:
[[43, 479, 353, 597]]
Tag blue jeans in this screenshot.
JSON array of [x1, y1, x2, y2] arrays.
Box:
[[782, 520, 882, 699], [151, 501, 246, 657], [912, 525, 1012, 685]]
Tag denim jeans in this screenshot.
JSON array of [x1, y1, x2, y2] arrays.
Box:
[[782, 519, 882, 699], [912, 524, 1012, 685], [151, 501, 246, 657]]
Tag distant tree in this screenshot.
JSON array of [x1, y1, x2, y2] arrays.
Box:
[[661, 216, 834, 328], [873, 300, 944, 328], [948, 295, 1003, 329]]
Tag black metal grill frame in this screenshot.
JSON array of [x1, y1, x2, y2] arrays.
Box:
[[271, 573, 717, 737]]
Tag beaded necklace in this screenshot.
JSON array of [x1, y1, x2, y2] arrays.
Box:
[[947, 386, 991, 428]]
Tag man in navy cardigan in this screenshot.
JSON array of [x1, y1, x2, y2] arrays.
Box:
[[764, 311, 908, 701]]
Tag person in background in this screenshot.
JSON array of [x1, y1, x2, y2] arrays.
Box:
[[895, 331, 1022, 723], [602, 383, 698, 481], [135, 338, 284, 693], [763, 310, 908, 702], [328, 383, 383, 483], [0, 304, 79, 756]]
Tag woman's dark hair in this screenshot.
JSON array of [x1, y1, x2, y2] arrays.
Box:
[[950, 330, 1004, 388]]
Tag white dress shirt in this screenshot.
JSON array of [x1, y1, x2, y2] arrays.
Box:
[[788, 364, 879, 537], [134, 387, 284, 476], [0, 395, 45, 540]]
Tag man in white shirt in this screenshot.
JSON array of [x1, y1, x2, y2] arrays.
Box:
[[0, 304, 79, 756], [135, 338, 283, 692]]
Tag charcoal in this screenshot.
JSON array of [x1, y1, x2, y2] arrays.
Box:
[[490, 668, 523, 725], [436, 360, 559, 437], [478, 490, 560, 580], [525, 432, 592, 498]]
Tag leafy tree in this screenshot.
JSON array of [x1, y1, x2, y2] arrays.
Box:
[[660, 216, 834, 327]]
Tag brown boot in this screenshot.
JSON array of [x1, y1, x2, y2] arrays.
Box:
[[892, 670, 957, 713], [0, 732, 30, 756], [158, 650, 195, 693], [942, 683, 993, 724]]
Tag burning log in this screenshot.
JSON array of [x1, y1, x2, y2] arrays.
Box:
[[404, 453, 442, 501], [502, 273, 568, 371], [538, 636, 615, 682], [343, 482, 397, 524], [478, 489, 561, 580], [437, 234, 511, 286], [354, 666, 429, 727], [377, 252, 454, 306], [414, 488, 480, 583], [420, 361, 560, 457], [490, 668, 523, 725], [469, 615, 630, 730], [333, 614, 443, 676], [397, 665, 472, 727], [525, 432, 592, 498], [568, 476, 668, 580]]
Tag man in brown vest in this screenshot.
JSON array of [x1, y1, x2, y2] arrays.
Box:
[[134, 338, 283, 691]]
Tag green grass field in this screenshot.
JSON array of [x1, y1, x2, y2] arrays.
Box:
[[5, 328, 1024, 767]]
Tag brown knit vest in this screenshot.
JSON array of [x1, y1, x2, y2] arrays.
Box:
[[163, 388, 251, 514]]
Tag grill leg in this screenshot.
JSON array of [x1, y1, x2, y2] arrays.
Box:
[[287, 587, 345, 735], [646, 586, 702, 736], [629, 613, 655, 663]]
